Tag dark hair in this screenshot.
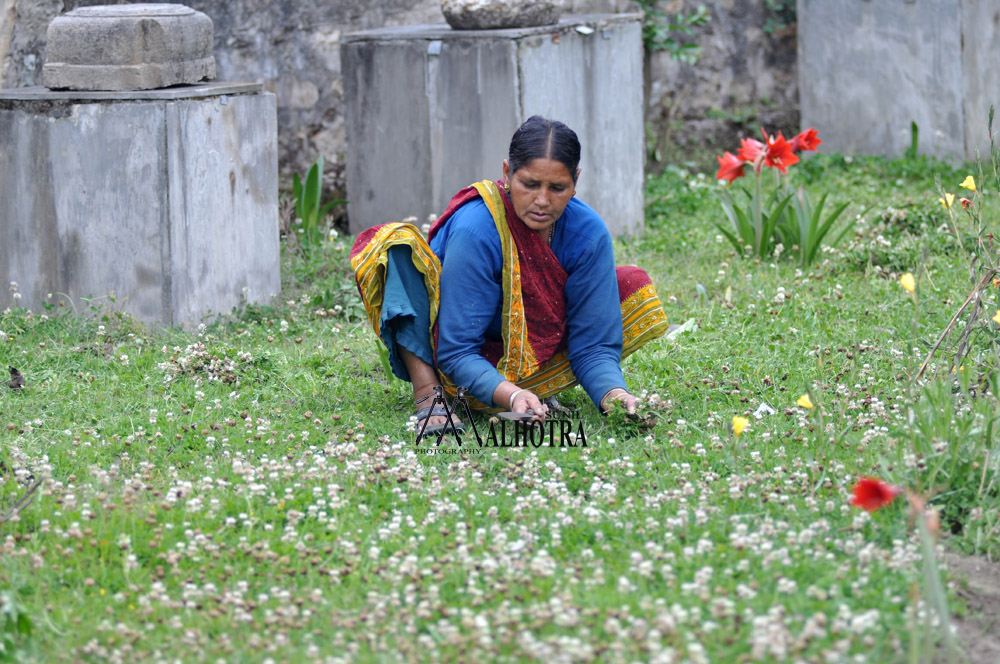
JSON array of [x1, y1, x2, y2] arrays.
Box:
[[508, 116, 581, 183]]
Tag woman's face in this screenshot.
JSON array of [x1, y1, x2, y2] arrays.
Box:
[[503, 158, 578, 236]]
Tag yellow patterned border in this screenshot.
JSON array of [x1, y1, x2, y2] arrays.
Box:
[[351, 222, 442, 340], [471, 180, 539, 380], [621, 284, 670, 359]]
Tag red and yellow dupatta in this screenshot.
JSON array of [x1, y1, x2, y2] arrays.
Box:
[[428, 179, 567, 383]]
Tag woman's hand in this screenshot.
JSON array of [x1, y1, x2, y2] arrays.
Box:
[[601, 388, 636, 415], [495, 381, 548, 420], [510, 389, 548, 420]]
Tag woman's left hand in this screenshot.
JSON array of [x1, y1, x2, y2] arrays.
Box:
[[601, 388, 636, 414]]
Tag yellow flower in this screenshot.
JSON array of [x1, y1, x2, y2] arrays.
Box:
[[797, 394, 814, 410], [732, 416, 749, 437], [960, 175, 976, 191], [899, 272, 915, 293], [993, 310, 1000, 325], [939, 193, 955, 208]]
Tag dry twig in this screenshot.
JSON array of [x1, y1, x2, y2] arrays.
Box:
[[0, 476, 43, 524], [916, 269, 998, 380]]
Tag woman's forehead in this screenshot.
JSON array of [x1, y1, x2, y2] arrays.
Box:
[[513, 158, 574, 182]]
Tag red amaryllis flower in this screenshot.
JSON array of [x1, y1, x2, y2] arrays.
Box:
[[737, 138, 766, 163], [850, 477, 901, 512], [789, 127, 822, 153], [763, 133, 799, 174], [715, 151, 747, 183]]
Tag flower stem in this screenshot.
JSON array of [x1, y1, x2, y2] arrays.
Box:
[[753, 170, 763, 256]]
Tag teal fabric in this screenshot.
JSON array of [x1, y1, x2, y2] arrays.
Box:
[[379, 245, 434, 382]]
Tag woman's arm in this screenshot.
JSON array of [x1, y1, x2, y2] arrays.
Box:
[[433, 204, 551, 416], [433, 206, 509, 407], [561, 213, 632, 411]]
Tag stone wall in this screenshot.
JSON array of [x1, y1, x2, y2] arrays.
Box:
[[644, 0, 798, 168], [1, 0, 796, 190]]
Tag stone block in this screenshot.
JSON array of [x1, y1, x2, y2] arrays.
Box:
[[0, 83, 279, 329], [43, 3, 215, 91], [440, 0, 564, 30], [342, 13, 644, 236]]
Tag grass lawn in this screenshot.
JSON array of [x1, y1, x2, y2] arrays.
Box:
[[1, 152, 999, 663]]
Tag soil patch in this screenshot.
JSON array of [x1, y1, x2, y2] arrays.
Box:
[[946, 552, 1000, 664]]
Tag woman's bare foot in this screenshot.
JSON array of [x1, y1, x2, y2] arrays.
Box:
[[400, 348, 463, 431]]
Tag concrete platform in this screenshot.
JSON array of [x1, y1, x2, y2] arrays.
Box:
[[799, 0, 1000, 161], [342, 13, 644, 236], [0, 83, 279, 328]]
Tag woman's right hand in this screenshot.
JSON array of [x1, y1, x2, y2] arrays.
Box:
[[496, 381, 548, 420], [510, 389, 548, 420]]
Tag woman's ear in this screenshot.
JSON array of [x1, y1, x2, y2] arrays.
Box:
[[502, 160, 510, 184], [575, 167, 582, 184]]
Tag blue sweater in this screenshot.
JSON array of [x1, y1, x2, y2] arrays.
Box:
[[429, 197, 626, 408]]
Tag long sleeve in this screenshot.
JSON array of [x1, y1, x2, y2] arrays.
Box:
[[431, 202, 508, 406], [555, 204, 626, 408]]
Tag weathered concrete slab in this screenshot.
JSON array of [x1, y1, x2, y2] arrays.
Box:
[[0, 83, 278, 328], [342, 13, 644, 236], [43, 4, 215, 91], [798, 0, 999, 161], [0, 82, 260, 101], [517, 21, 643, 237]]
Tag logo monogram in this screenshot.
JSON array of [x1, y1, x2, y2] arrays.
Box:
[[415, 387, 587, 449], [415, 386, 481, 446]]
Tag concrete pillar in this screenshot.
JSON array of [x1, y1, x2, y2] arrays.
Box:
[[0, 83, 279, 328], [342, 13, 645, 236], [798, 0, 1000, 162]]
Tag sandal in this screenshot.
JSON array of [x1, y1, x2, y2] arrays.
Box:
[[414, 405, 465, 435]]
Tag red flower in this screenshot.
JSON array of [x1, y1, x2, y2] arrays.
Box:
[[737, 138, 766, 163], [850, 477, 901, 512], [715, 151, 747, 183], [789, 128, 822, 153], [763, 133, 799, 174]]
